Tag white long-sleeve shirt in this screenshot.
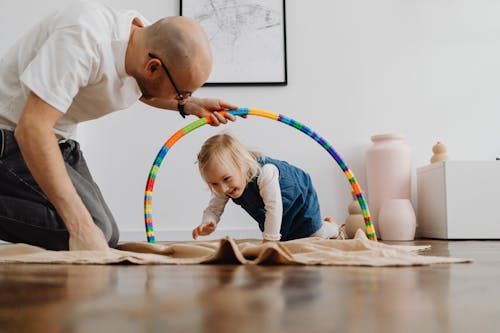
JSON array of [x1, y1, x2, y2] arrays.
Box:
[[201, 164, 283, 241]]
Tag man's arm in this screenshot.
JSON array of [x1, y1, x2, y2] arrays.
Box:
[[139, 96, 238, 125], [15, 91, 109, 251]]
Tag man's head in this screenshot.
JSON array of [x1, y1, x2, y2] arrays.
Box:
[[132, 16, 212, 102]]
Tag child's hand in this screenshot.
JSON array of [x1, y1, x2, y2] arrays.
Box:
[[192, 221, 217, 239]]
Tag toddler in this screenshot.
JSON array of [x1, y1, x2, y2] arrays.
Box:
[[192, 133, 341, 242]]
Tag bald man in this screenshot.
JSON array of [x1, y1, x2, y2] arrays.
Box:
[[0, 1, 237, 251]]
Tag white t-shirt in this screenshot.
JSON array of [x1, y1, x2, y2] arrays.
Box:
[[202, 163, 283, 241], [0, 1, 147, 139]]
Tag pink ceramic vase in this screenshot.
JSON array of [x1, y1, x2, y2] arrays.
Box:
[[378, 199, 416, 241], [365, 134, 412, 237]]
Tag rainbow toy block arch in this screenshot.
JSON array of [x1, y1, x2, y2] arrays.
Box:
[[144, 108, 377, 243]]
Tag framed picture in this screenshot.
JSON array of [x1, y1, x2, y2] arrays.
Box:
[[180, 0, 287, 86]]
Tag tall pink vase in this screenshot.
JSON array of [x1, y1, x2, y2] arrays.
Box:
[[365, 134, 412, 238]]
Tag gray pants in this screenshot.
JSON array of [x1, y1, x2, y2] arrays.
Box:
[[0, 129, 119, 250]]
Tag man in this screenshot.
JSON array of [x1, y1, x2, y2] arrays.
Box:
[[0, 1, 237, 251]]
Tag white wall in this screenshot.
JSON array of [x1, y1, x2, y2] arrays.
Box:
[[2, 0, 500, 241]]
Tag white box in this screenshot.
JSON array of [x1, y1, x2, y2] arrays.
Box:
[[417, 161, 500, 239]]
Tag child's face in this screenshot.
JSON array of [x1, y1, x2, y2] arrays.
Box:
[[203, 159, 247, 199]]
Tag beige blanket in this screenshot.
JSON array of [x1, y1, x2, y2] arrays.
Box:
[[0, 230, 471, 266]]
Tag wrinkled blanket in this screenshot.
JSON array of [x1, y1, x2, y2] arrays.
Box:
[[0, 230, 471, 266]]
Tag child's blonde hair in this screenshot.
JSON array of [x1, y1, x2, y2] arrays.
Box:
[[197, 133, 261, 185]]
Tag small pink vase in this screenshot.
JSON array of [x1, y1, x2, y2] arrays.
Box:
[[378, 199, 416, 241], [365, 134, 412, 237]]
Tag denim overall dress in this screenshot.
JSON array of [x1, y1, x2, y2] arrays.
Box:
[[232, 157, 322, 241]]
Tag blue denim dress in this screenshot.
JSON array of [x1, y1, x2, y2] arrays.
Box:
[[231, 157, 322, 241]]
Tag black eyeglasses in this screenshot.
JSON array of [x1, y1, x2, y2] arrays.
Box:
[[148, 53, 192, 102]]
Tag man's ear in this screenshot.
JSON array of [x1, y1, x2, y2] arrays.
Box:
[[145, 59, 161, 77]]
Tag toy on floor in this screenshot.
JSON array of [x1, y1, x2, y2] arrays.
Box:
[[143, 108, 377, 243], [345, 191, 367, 238]]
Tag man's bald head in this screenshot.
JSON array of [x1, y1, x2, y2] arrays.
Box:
[[143, 17, 212, 91]]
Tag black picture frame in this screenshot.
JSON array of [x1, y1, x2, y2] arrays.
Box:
[[180, 0, 287, 86]]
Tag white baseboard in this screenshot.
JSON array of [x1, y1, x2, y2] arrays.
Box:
[[119, 228, 262, 242]]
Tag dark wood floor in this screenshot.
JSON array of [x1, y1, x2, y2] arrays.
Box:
[[0, 239, 498, 333]]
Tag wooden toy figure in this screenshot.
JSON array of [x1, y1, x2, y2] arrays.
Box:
[[344, 191, 366, 239], [431, 141, 448, 163]]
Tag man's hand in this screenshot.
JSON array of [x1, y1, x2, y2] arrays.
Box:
[[192, 221, 217, 239], [140, 96, 241, 125], [184, 97, 238, 126], [69, 222, 110, 251]]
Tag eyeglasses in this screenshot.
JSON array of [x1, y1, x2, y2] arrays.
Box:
[[148, 53, 192, 103]]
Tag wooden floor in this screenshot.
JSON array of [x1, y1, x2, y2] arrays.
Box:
[[0, 239, 498, 333]]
